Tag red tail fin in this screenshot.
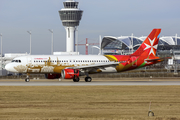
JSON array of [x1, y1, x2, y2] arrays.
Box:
[[131, 29, 161, 56]]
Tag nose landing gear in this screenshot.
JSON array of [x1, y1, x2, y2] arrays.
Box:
[[25, 73, 30, 82]]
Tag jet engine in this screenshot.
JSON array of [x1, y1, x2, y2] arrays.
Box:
[[61, 69, 79, 79], [45, 73, 61, 79]]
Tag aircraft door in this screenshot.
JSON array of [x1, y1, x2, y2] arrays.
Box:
[[27, 57, 33, 67]]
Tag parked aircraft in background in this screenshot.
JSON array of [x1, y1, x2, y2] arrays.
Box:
[[5, 29, 166, 82]]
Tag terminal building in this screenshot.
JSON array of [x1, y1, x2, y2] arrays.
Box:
[[101, 35, 180, 55]]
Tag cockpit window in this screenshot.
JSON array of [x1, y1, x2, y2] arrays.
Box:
[[12, 60, 21, 63]]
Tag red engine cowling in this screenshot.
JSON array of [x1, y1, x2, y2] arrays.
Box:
[[45, 74, 61, 79], [61, 69, 79, 79]]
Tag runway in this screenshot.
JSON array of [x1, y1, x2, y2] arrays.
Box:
[[1, 80, 180, 86]]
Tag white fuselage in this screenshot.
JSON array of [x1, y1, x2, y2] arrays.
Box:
[[5, 55, 118, 74]]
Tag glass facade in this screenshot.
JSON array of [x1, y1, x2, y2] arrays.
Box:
[[104, 40, 124, 50], [102, 36, 180, 52], [132, 38, 142, 45], [59, 1, 83, 27], [59, 11, 83, 27], [63, 2, 79, 8]]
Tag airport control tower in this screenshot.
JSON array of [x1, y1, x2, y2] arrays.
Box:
[[59, 0, 83, 52]]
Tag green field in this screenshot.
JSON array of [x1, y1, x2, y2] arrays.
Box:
[[0, 86, 180, 120]]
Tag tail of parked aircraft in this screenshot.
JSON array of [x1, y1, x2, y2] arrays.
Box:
[[131, 29, 161, 57]]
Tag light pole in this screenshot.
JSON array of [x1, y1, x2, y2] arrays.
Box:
[[27, 31, 31, 55], [0, 33, 2, 72], [131, 33, 134, 54], [99, 35, 102, 55], [48, 29, 53, 55], [76, 28, 78, 53]]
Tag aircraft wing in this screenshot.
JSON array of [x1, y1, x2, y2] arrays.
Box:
[[66, 62, 119, 72], [145, 57, 171, 62]]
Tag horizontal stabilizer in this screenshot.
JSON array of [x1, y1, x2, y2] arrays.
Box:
[[145, 57, 171, 62]]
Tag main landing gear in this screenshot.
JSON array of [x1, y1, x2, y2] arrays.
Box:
[[72, 73, 92, 82], [84, 72, 92, 82], [25, 74, 30, 82], [85, 77, 92, 82], [73, 77, 80, 82], [73, 77, 92, 82]]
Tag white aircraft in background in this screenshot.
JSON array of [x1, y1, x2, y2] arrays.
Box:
[[5, 29, 167, 82]]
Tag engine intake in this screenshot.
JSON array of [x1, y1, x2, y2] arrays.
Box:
[[61, 69, 79, 79]]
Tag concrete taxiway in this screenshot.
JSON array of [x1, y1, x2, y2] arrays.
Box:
[[0, 80, 180, 86]]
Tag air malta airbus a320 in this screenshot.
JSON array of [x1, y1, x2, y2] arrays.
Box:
[[5, 29, 166, 82]]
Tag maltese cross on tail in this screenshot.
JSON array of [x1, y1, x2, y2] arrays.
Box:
[[144, 37, 158, 56]]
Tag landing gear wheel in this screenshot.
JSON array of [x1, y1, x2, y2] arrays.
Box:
[[25, 78, 30, 82], [73, 77, 80, 82], [85, 77, 92, 82], [25, 73, 30, 82]]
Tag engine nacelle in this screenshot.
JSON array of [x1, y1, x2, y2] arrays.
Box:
[[61, 69, 79, 79], [45, 73, 61, 79]]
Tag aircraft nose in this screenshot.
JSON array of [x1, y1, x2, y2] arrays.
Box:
[[5, 64, 10, 71], [5, 63, 17, 72]]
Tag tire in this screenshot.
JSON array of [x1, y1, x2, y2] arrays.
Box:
[[85, 77, 92, 82], [73, 77, 80, 82], [25, 78, 30, 82]]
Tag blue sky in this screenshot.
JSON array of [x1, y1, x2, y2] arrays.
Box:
[[0, 0, 180, 55]]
